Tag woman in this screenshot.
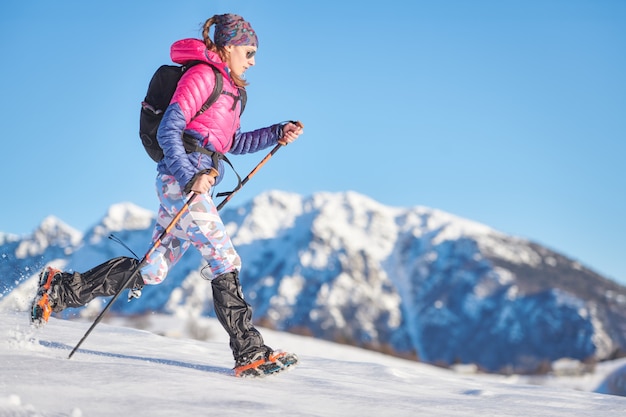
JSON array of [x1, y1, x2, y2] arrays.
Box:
[[31, 13, 303, 378]]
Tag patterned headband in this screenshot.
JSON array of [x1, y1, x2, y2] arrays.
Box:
[[213, 14, 258, 48]]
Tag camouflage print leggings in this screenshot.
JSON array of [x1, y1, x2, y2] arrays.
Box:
[[139, 174, 241, 285]]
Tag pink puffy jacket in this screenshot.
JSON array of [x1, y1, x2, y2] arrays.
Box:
[[157, 38, 283, 191], [170, 38, 242, 153]]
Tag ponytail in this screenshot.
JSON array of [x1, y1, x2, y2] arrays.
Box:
[[202, 16, 248, 88]]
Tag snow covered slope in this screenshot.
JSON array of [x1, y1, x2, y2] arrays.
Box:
[[2, 311, 626, 417]]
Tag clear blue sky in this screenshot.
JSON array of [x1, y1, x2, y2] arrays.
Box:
[[1, 1, 625, 285]]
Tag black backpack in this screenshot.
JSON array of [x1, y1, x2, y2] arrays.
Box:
[[139, 61, 247, 162]]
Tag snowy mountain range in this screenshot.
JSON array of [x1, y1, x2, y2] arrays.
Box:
[[2, 190, 626, 375]]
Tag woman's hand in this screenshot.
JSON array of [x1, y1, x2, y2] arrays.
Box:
[[190, 170, 217, 194], [278, 121, 304, 145]]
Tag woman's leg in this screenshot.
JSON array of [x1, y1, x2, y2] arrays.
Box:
[[53, 203, 192, 310], [31, 256, 144, 324], [58, 256, 144, 309], [32, 175, 192, 319], [152, 175, 266, 361]]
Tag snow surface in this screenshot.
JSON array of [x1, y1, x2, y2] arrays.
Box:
[[1, 311, 625, 417]]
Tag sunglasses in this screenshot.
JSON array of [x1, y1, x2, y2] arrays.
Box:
[[246, 50, 256, 59]]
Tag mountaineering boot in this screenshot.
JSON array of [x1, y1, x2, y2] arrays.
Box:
[[31, 266, 65, 327], [234, 348, 299, 378]]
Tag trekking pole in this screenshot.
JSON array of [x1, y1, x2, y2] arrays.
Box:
[[68, 120, 302, 357], [216, 120, 303, 211], [68, 190, 201, 359]]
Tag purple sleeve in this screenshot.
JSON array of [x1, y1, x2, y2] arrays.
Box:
[[229, 123, 283, 155], [157, 103, 197, 188]]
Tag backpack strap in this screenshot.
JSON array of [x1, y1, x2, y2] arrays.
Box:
[[193, 66, 223, 119], [188, 64, 245, 118], [182, 134, 243, 196], [238, 88, 247, 115], [222, 88, 246, 113]]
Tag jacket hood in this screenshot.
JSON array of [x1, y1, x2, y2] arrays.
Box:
[[170, 38, 227, 72]]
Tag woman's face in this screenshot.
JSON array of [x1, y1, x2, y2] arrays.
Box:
[[225, 45, 257, 77]]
